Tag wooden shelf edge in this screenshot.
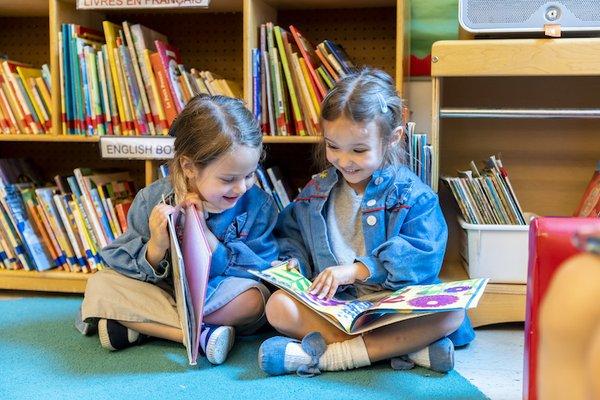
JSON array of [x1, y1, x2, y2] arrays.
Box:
[[431, 37, 600, 77], [0, 269, 90, 293]]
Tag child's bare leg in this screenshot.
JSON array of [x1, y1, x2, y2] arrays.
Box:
[[263, 289, 463, 375], [121, 321, 183, 342], [121, 288, 265, 342], [588, 324, 600, 399], [362, 311, 464, 362], [539, 253, 600, 400], [265, 290, 354, 343]]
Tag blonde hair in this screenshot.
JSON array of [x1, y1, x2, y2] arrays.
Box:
[[315, 68, 407, 170], [168, 94, 262, 202]]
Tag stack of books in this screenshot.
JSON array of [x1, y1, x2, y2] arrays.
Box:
[[59, 22, 241, 137], [406, 121, 432, 187], [254, 165, 294, 212], [0, 60, 52, 135], [442, 156, 526, 225], [0, 159, 135, 272], [252, 23, 356, 137]]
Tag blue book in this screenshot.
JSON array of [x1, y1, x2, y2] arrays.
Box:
[[2, 184, 52, 271], [252, 48, 261, 120], [90, 188, 115, 241]]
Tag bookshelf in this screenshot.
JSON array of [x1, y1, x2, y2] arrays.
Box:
[[431, 38, 600, 327], [0, 0, 410, 293]]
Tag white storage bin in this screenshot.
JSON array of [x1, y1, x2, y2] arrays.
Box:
[[458, 218, 530, 284]]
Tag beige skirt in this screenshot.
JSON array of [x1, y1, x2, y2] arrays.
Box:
[[81, 269, 271, 334]]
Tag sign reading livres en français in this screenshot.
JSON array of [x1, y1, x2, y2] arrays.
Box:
[[77, 0, 209, 10], [100, 136, 175, 160]]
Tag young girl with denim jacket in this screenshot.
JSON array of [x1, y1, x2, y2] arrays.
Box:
[[259, 68, 474, 376], [79, 95, 279, 365]]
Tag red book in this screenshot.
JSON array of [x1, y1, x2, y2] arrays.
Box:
[[114, 201, 132, 232], [149, 52, 178, 125], [574, 162, 600, 217], [154, 40, 185, 113], [289, 25, 327, 99]]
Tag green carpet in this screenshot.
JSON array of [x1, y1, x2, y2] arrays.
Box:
[[0, 297, 487, 400]]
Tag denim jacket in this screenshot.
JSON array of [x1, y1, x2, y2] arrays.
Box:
[[275, 165, 475, 346], [100, 177, 279, 300]]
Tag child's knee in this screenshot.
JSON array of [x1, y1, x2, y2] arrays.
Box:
[[265, 290, 297, 328], [444, 310, 465, 334], [240, 288, 266, 319]]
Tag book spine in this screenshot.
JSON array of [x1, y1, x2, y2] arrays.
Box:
[[1, 185, 52, 270], [150, 52, 178, 125], [123, 21, 156, 135], [274, 27, 305, 136]]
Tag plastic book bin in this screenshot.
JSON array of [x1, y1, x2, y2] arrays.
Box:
[[458, 218, 529, 284]]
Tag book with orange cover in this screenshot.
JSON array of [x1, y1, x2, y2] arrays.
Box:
[[574, 161, 600, 217], [154, 40, 185, 113], [289, 25, 327, 99], [149, 52, 178, 125]]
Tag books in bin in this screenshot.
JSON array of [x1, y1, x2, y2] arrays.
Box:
[[250, 261, 488, 335], [167, 205, 212, 366]]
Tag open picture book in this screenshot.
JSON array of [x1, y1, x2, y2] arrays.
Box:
[[167, 205, 211, 366], [250, 262, 489, 335]]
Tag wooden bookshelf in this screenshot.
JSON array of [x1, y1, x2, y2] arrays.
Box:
[[0, 269, 88, 293], [432, 38, 600, 326], [0, 0, 411, 292]]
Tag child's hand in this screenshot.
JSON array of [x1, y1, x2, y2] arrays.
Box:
[[147, 203, 176, 267], [179, 192, 205, 216], [309, 262, 369, 300]]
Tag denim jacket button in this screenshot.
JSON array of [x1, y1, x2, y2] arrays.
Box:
[[366, 199, 376, 207], [366, 215, 377, 226], [374, 177, 383, 185]]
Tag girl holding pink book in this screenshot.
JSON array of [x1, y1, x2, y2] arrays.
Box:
[[78, 94, 279, 365]]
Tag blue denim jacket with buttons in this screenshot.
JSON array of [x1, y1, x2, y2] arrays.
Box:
[[275, 165, 474, 346], [100, 177, 279, 300]]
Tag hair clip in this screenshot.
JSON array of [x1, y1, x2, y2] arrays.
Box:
[[377, 93, 388, 113]]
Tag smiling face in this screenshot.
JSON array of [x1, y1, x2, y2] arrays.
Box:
[[322, 117, 386, 194], [182, 144, 261, 213]]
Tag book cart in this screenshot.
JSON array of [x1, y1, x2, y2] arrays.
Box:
[[0, 0, 409, 292], [431, 38, 600, 326]]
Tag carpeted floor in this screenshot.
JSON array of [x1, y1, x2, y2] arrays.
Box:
[[0, 297, 488, 400]]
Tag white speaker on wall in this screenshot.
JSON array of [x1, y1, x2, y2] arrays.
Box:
[[459, 1, 600, 34]]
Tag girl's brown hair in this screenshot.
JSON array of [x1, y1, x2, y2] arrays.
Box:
[[168, 94, 262, 202], [315, 67, 407, 170]]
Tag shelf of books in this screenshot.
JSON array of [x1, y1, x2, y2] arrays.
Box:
[[0, 0, 411, 293], [431, 38, 600, 326]]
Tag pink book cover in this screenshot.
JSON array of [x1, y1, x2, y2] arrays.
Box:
[[181, 206, 212, 364], [154, 40, 185, 113]]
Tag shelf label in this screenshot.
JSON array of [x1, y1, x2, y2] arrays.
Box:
[[100, 136, 175, 160], [77, 0, 209, 10]]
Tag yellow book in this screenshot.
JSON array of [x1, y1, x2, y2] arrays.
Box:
[[16, 67, 47, 131], [299, 57, 321, 116], [0, 75, 29, 133], [143, 49, 168, 134], [34, 77, 52, 115], [290, 54, 318, 136], [103, 21, 130, 135], [113, 46, 135, 136], [274, 26, 305, 136]]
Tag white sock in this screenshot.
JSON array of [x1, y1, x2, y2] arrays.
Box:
[[408, 346, 431, 368], [283, 336, 371, 372]]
